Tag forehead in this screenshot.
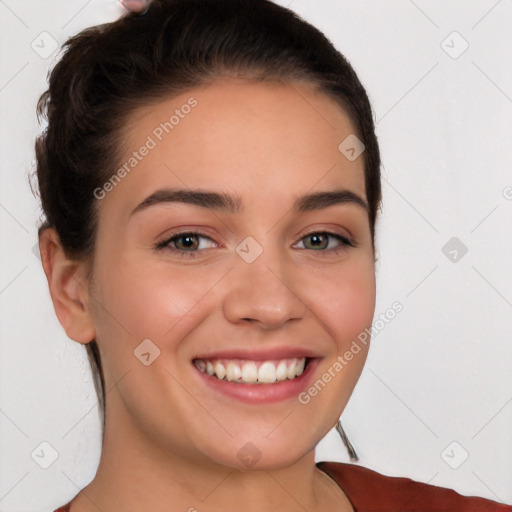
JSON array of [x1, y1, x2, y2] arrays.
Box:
[[104, 78, 366, 217]]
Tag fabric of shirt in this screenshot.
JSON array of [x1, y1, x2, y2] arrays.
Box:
[[317, 461, 512, 511], [53, 461, 512, 512]]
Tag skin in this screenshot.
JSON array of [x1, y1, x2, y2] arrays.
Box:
[[40, 77, 377, 512], [119, 0, 150, 14]]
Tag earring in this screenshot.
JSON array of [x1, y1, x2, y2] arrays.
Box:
[[335, 420, 359, 462]]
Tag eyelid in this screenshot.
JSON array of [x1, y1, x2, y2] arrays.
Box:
[[293, 231, 354, 252], [155, 228, 355, 257], [155, 230, 218, 252]]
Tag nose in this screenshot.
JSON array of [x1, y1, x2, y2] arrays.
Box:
[[222, 248, 307, 330]]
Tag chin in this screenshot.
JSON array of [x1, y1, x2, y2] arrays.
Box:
[[202, 437, 314, 472]]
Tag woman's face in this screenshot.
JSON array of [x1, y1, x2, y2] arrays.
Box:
[[86, 78, 376, 470]]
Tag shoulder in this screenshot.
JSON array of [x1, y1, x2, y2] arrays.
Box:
[[317, 461, 512, 512], [53, 504, 70, 512]]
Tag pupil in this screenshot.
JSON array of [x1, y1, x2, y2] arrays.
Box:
[[179, 234, 197, 250], [309, 234, 326, 249]]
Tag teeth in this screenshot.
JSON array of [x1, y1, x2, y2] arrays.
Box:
[[195, 357, 307, 384], [214, 361, 226, 380], [296, 358, 305, 376], [258, 362, 276, 383], [287, 362, 296, 380], [241, 361, 258, 383], [226, 362, 242, 382], [276, 360, 288, 381]]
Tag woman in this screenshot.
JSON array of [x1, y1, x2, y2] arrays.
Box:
[[35, 0, 511, 510]]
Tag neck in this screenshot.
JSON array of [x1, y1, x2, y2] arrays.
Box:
[[68, 391, 352, 512]]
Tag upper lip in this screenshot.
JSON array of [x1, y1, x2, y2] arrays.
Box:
[[193, 347, 323, 361]]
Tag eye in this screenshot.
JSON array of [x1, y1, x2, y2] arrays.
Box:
[[155, 230, 354, 257], [155, 231, 217, 256], [294, 231, 354, 253]]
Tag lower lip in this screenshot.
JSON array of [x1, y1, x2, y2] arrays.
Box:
[[192, 358, 321, 404]]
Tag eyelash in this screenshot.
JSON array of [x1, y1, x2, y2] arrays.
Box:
[[155, 230, 355, 257]]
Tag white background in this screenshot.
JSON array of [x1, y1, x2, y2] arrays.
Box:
[[0, 1, 511, 510]]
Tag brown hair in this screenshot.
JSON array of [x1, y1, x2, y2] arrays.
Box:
[[34, 0, 382, 438]]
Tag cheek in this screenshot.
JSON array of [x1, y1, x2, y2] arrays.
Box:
[[307, 257, 376, 347], [294, 257, 375, 427], [90, 254, 222, 349]]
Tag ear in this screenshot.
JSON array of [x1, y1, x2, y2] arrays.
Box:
[[38, 228, 96, 344]]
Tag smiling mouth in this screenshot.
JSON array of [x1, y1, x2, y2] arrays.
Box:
[[193, 357, 309, 384]]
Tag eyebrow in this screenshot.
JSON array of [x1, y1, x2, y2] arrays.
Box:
[[129, 187, 369, 217]]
